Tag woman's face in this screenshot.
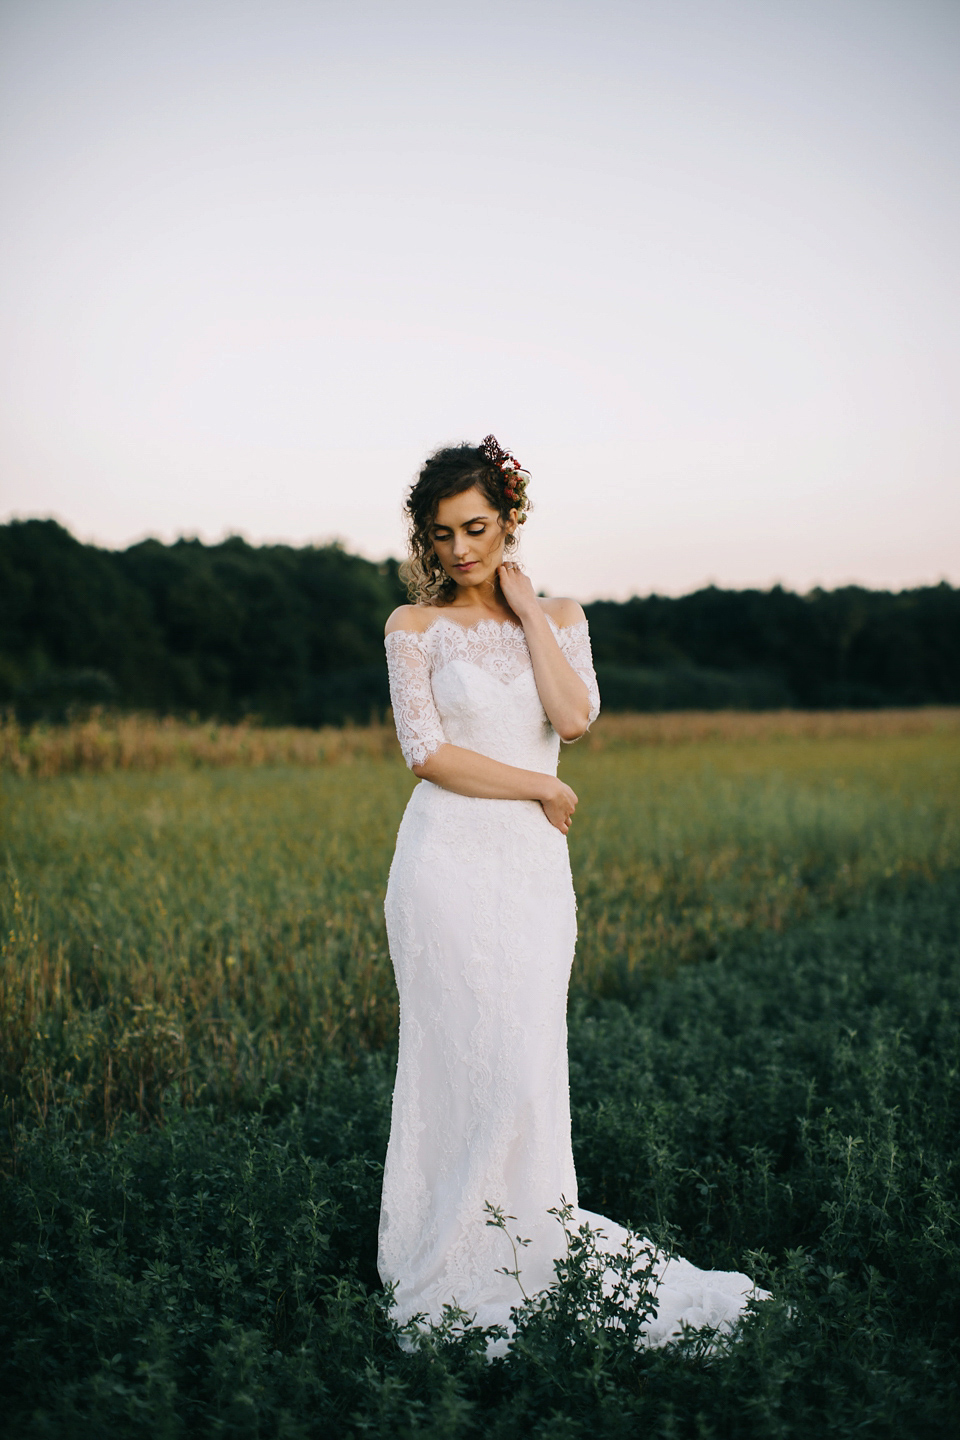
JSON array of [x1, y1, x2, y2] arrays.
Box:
[[430, 486, 517, 593]]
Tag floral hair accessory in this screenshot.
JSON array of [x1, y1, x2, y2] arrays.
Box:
[[480, 434, 528, 504]]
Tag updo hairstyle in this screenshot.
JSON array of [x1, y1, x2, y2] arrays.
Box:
[[401, 435, 532, 604]]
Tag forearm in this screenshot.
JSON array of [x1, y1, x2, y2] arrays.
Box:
[[413, 743, 552, 800], [519, 607, 592, 741]]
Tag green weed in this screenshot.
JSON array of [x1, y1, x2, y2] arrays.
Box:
[[1, 730, 959, 1435]]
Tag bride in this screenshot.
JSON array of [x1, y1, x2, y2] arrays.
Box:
[[379, 436, 765, 1350]]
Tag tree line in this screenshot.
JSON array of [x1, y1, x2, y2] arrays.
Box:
[[2, 518, 957, 724]]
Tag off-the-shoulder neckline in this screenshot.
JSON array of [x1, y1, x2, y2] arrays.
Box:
[[385, 614, 587, 643]]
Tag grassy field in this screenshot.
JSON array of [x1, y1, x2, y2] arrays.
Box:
[[2, 717, 959, 1436]]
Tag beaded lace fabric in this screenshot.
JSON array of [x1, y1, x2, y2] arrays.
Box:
[[379, 614, 767, 1353]]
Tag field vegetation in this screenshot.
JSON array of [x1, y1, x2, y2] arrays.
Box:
[[1, 713, 959, 1436], [3, 704, 958, 778]]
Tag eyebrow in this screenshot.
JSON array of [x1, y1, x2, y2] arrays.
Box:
[[433, 515, 489, 528]]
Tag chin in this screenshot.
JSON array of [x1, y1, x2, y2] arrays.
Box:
[[451, 568, 492, 588]]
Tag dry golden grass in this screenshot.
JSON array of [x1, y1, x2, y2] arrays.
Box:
[[0, 710, 400, 777], [3, 705, 959, 777], [583, 706, 960, 749]]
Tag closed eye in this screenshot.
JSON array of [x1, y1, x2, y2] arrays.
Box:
[[433, 525, 487, 540]]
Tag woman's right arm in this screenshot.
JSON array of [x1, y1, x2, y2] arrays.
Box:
[[413, 744, 577, 831]]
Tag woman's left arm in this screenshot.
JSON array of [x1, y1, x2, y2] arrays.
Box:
[[498, 565, 594, 742]]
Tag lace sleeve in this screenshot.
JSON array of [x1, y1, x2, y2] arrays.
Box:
[[385, 630, 448, 770], [556, 620, 601, 729]]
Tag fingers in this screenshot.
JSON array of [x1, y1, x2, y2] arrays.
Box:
[[540, 782, 577, 833]]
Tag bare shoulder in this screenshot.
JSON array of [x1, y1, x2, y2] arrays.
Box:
[[385, 604, 435, 636], [540, 596, 587, 629]]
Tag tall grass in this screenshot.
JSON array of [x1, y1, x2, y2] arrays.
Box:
[[2, 730, 957, 1128], [4, 705, 959, 776], [0, 710, 400, 778]]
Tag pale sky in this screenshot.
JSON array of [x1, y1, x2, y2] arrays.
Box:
[[1, 0, 957, 599]]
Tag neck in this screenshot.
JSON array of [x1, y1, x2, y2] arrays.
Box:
[[450, 573, 505, 610]]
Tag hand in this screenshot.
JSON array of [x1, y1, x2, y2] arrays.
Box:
[[497, 560, 539, 621], [538, 776, 579, 835]]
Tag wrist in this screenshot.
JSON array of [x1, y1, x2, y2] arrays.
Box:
[[528, 772, 556, 802]]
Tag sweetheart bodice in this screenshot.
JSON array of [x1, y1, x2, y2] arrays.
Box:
[[384, 616, 600, 773]]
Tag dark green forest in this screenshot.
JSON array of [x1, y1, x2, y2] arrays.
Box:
[[2, 518, 958, 724]]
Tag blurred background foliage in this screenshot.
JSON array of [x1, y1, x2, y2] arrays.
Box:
[[0, 520, 405, 726], [3, 518, 958, 725]]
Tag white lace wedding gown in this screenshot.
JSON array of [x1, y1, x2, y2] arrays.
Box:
[[380, 614, 765, 1349]]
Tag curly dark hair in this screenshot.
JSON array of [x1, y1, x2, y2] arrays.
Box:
[[400, 436, 532, 603]]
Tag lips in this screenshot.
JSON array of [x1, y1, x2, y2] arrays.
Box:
[[455, 562, 477, 572]]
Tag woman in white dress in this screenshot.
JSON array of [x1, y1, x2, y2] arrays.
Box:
[[379, 436, 765, 1349]]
